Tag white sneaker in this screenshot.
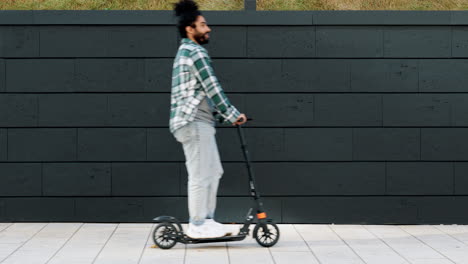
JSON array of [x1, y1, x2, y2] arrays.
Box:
[[204, 219, 239, 236], [186, 222, 227, 239]]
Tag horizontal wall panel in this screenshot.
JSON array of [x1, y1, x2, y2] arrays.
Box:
[[0, 94, 38, 127], [0, 129, 6, 161], [75, 197, 145, 222], [0, 11, 34, 24], [147, 128, 185, 162], [383, 94, 451, 126], [454, 162, 468, 194], [281, 59, 351, 92], [314, 94, 382, 126], [108, 93, 170, 126], [383, 27, 451, 57], [353, 128, 420, 161], [144, 58, 172, 92], [0, 199, 4, 219], [350, 59, 418, 92], [281, 128, 353, 161], [8, 128, 76, 162], [6, 59, 75, 92], [316, 26, 383, 57], [204, 26, 247, 58], [283, 196, 418, 224], [0, 59, 3, 92], [75, 197, 185, 222], [0, 163, 41, 196], [40, 26, 108, 57], [106, 26, 178, 57], [42, 163, 111, 196], [247, 26, 315, 57], [451, 12, 468, 25], [242, 94, 315, 126], [0, 26, 39, 58], [77, 128, 146, 161], [452, 26, 468, 57], [386, 162, 454, 195], [74, 59, 146, 92], [2, 198, 75, 222], [111, 163, 180, 196], [283, 196, 468, 224], [38, 94, 107, 127], [450, 96, 468, 126], [422, 128, 468, 161], [420, 59, 468, 92], [415, 196, 468, 223], [253, 162, 385, 196], [39, 26, 177, 57], [215, 59, 283, 93]]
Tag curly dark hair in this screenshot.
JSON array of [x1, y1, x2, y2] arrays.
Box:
[[173, 0, 202, 38]]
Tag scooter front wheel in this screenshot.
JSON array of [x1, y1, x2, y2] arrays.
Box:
[[253, 221, 280, 247], [153, 223, 178, 249]]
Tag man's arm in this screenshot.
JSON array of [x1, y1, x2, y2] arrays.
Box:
[[190, 48, 241, 124]]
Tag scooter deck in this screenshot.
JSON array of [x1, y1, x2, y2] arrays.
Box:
[[181, 234, 246, 244]]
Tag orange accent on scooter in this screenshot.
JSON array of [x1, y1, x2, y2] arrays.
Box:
[[257, 212, 267, 219]]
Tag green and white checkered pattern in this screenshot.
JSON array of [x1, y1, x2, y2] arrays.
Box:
[[169, 38, 241, 134]]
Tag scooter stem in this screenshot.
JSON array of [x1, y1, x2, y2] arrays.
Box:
[[236, 121, 266, 215]]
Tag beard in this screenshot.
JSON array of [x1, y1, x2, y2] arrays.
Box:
[[194, 31, 209, 45]]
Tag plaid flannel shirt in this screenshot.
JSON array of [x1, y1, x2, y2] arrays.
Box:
[[169, 38, 241, 134]]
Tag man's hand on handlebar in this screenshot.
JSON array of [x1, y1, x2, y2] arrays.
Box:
[[233, 113, 247, 126]]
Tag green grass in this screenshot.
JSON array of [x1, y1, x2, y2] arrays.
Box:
[[0, 0, 467, 10], [0, 0, 243, 10], [257, 0, 468, 10]]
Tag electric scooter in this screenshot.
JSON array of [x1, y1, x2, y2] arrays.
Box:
[[152, 118, 280, 249]]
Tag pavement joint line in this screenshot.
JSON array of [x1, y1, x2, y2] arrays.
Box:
[[361, 225, 412, 264], [90, 223, 119, 264], [44, 223, 84, 264], [397, 225, 457, 264], [183, 232, 189, 264], [292, 224, 323, 264], [0, 222, 49, 264], [434, 225, 468, 248], [267, 246, 277, 264], [0, 223, 14, 233], [136, 224, 153, 264], [225, 241, 231, 264], [328, 224, 367, 264]]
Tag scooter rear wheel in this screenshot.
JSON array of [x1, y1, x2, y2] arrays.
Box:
[[153, 223, 178, 249], [253, 221, 280, 247]]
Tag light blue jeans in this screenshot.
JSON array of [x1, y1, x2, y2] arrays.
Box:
[[173, 121, 224, 226]]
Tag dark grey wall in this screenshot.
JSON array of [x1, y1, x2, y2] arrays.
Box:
[[1, 10, 468, 224]]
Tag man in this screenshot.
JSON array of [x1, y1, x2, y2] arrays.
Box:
[[170, 0, 248, 239]]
